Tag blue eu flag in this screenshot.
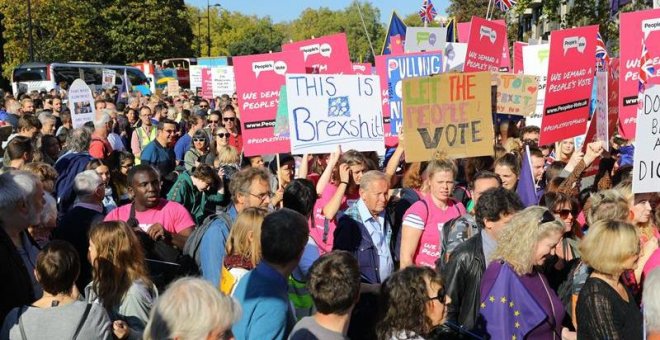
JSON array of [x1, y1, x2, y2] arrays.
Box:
[[381, 11, 407, 55], [479, 263, 547, 340]]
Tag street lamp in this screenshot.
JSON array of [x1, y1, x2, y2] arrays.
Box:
[[27, 0, 34, 61], [207, 1, 222, 57], [198, 15, 203, 57]]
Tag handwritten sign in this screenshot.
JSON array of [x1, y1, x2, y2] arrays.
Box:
[[405, 27, 447, 53], [464, 17, 506, 72], [633, 85, 660, 193], [286, 74, 384, 154], [233, 51, 306, 156], [402, 72, 494, 162], [167, 79, 180, 97], [492, 73, 539, 116], [539, 25, 598, 146], [523, 44, 550, 127], [282, 33, 353, 74], [68, 79, 95, 129], [102, 69, 116, 89], [619, 9, 660, 138]]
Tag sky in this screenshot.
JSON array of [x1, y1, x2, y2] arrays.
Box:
[[186, 0, 448, 24]]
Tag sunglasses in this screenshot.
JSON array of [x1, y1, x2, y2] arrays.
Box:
[[200, 105, 209, 109], [193, 138, 206, 142], [427, 286, 447, 304], [223, 117, 236, 122], [232, 97, 237, 100], [216, 133, 230, 138], [553, 209, 574, 219], [539, 210, 556, 224], [208, 119, 219, 124]]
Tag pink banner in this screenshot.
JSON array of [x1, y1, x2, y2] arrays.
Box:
[[351, 63, 373, 75], [619, 9, 660, 139], [460, 19, 509, 71], [539, 25, 598, 146], [464, 17, 507, 72], [458, 22, 470, 43], [201, 68, 212, 99], [375, 55, 396, 147], [233, 51, 305, 156], [282, 33, 353, 74], [513, 42, 528, 74]]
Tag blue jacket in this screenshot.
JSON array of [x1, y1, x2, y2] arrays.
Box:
[[54, 151, 93, 215], [198, 204, 238, 287]]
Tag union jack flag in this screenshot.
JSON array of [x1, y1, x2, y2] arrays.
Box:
[[595, 32, 609, 70], [638, 38, 655, 107], [419, 0, 437, 23], [495, 0, 517, 11]]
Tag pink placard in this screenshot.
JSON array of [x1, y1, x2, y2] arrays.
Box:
[[351, 63, 373, 75], [619, 9, 660, 139], [375, 55, 396, 147], [201, 68, 212, 99], [460, 19, 509, 71], [539, 25, 598, 146], [513, 42, 528, 74], [233, 51, 306, 156], [464, 17, 507, 72], [458, 22, 470, 43], [282, 33, 353, 74]]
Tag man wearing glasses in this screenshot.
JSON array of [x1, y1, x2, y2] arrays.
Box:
[[198, 167, 272, 287], [204, 111, 221, 138], [140, 119, 178, 195], [131, 106, 157, 164], [221, 106, 242, 152]]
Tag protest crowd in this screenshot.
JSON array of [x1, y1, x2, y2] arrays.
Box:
[[1, 4, 660, 340]]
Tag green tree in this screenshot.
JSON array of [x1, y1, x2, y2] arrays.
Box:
[[447, 0, 504, 23]]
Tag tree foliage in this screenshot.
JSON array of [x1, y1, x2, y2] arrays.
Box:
[[447, 0, 504, 22]]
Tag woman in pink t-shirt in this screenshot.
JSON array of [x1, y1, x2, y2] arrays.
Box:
[[400, 159, 466, 268]]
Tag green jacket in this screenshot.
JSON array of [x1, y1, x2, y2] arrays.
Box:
[[167, 171, 224, 225]]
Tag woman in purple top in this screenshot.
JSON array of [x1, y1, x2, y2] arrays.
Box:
[[479, 206, 573, 340]]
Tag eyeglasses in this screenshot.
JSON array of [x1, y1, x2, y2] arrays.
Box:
[[540, 210, 556, 224], [193, 138, 206, 142], [248, 191, 273, 202], [216, 133, 230, 138], [208, 119, 220, 124], [427, 286, 447, 304], [553, 209, 574, 219], [223, 117, 236, 122], [200, 105, 209, 109]]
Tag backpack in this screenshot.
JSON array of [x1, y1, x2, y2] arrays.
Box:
[[182, 209, 232, 268], [386, 188, 426, 264]]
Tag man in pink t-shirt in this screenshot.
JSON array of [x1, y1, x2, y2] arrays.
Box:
[[104, 164, 195, 249]]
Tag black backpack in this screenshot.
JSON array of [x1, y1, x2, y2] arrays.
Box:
[[386, 188, 424, 264]]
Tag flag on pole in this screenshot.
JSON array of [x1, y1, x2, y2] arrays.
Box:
[[116, 69, 132, 105], [595, 32, 610, 71], [419, 0, 438, 24], [516, 145, 543, 207], [381, 12, 407, 55], [495, 0, 517, 12], [445, 17, 459, 43], [638, 38, 655, 108]]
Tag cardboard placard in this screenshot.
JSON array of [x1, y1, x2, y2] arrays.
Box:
[[464, 17, 507, 72], [539, 25, 598, 146], [404, 27, 447, 52], [68, 79, 95, 128], [286, 74, 384, 154], [282, 33, 353, 74], [402, 72, 494, 162], [167, 79, 180, 97], [492, 73, 539, 116], [633, 85, 660, 193], [233, 51, 305, 156]]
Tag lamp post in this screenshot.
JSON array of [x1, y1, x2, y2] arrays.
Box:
[[27, 0, 34, 61], [197, 15, 202, 57], [207, 1, 222, 57]]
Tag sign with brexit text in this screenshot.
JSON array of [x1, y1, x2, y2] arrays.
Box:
[[619, 9, 660, 139], [282, 33, 353, 74], [633, 85, 660, 194], [492, 73, 539, 116], [233, 51, 305, 156], [286, 74, 384, 155], [402, 72, 494, 162], [464, 17, 506, 72], [539, 25, 598, 146], [404, 27, 447, 53]]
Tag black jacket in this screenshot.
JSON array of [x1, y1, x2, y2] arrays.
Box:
[[0, 227, 37, 322], [442, 232, 486, 332]]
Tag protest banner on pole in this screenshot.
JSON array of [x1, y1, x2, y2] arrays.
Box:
[[464, 17, 507, 72], [539, 25, 598, 146], [458, 19, 509, 71], [282, 33, 353, 74], [211, 66, 236, 97], [69, 79, 95, 129], [608, 58, 620, 138], [102, 69, 116, 89], [619, 9, 660, 139], [201, 68, 213, 99], [189, 65, 202, 93], [523, 44, 550, 127], [351, 63, 373, 75], [375, 55, 395, 147], [402, 72, 494, 162], [233, 51, 305, 156], [443, 42, 467, 72], [167, 79, 180, 97], [286, 74, 384, 155], [404, 27, 447, 52], [513, 42, 528, 74], [595, 71, 610, 151], [491, 73, 539, 116], [633, 85, 660, 194]]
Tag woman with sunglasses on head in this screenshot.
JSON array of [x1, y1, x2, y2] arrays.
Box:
[[576, 220, 643, 340], [376, 266, 451, 340], [183, 129, 210, 172], [479, 207, 572, 340]]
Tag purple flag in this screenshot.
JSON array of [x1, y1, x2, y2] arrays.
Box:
[[516, 145, 542, 207]]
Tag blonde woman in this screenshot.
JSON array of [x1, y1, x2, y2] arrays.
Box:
[[479, 207, 570, 340], [576, 220, 643, 339], [220, 207, 268, 295]]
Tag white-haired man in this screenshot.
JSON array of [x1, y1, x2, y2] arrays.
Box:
[[89, 110, 113, 160], [645, 268, 660, 340]]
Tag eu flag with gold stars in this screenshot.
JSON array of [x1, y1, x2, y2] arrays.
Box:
[[479, 263, 546, 340]]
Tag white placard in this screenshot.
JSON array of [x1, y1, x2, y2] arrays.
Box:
[[405, 27, 447, 53], [633, 85, 660, 194], [68, 79, 95, 129], [212, 66, 236, 97], [286, 74, 385, 154], [102, 69, 116, 89], [443, 42, 467, 72], [596, 71, 609, 151], [189, 65, 202, 93], [522, 44, 550, 128]]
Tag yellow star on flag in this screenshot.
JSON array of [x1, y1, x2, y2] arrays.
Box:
[[509, 301, 515, 308], [515, 322, 521, 328], [480, 302, 486, 309], [512, 335, 517, 340], [489, 296, 495, 302], [514, 310, 520, 316], [501, 296, 507, 303]]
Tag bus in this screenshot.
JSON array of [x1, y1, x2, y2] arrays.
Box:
[[11, 62, 151, 96], [159, 58, 197, 88]]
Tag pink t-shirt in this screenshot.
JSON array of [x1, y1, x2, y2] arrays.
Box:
[[402, 195, 466, 267], [643, 248, 660, 279], [311, 183, 359, 255], [104, 199, 195, 234]]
